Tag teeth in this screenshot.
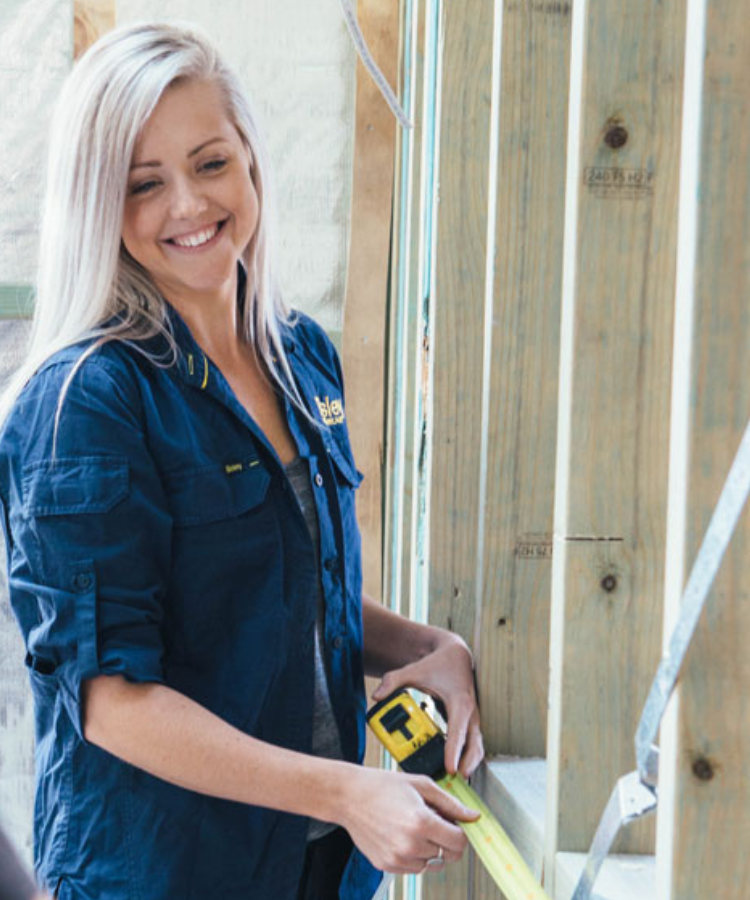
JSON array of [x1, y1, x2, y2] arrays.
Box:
[[172, 223, 219, 248]]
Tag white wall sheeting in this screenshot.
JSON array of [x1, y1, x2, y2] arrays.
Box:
[[0, 321, 35, 867], [0, 0, 71, 286]]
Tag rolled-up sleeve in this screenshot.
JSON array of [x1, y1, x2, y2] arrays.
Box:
[[0, 355, 171, 740]]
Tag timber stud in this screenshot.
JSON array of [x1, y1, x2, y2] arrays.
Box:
[[601, 574, 617, 593], [604, 124, 628, 149], [692, 756, 714, 781]]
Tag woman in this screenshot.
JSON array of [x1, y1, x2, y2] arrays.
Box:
[[0, 22, 483, 900]]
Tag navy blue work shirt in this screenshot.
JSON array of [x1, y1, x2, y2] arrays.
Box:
[[0, 306, 382, 900]]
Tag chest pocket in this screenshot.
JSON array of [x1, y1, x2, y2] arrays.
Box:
[[22, 456, 129, 517], [326, 434, 364, 490], [162, 459, 270, 527]]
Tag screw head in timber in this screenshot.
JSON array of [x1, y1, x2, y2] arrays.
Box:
[[692, 756, 714, 781], [604, 124, 629, 149], [601, 574, 617, 593]]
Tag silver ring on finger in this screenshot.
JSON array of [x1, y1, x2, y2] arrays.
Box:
[[426, 846, 445, 868]]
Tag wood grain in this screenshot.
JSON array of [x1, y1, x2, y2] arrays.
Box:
[[476, 0, 572, 760], [423, 0, 496, 897], [426, 0, 493, 661], [661, 0, 750, 896], [342, 0, 400, 601], [545, 0, 687, 862]]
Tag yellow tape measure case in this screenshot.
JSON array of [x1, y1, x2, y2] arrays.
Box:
[[366, 689, 446, 777]]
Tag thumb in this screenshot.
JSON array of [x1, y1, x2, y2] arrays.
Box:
[[371, 667, 414, 701]]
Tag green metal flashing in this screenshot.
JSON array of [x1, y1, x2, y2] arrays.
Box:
[[0, 285, 34, 319]]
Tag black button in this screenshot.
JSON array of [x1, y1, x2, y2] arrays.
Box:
[[324, 557, 338, 573], [73, 572, 92, 592], [333, 636, 343, 650]]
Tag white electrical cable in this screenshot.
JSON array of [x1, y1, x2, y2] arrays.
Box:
[[338, 0, 413, 129]]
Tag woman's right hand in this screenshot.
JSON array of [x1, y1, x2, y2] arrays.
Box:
[[337, 767, 480, 874]]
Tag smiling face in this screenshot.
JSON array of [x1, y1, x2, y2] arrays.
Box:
[[122, 78, 259, 309]]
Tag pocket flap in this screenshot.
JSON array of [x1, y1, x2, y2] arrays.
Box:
[[327, 438, 364, 489], [22, 456, 129, 517], [163, 460, 270, 526]]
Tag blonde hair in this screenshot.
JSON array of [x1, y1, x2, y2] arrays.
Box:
[[0, 21, 300, 427]]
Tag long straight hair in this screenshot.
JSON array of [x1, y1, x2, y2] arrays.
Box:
[[0, 22, 302, 428]]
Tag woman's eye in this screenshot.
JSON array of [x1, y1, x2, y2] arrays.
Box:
[[129, 180, 160, 196], [200, 159, 227, 173]]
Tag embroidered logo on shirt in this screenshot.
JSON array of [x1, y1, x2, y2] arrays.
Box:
[[315, 395, 345, 425]]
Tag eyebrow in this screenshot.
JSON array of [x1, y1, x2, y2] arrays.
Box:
[[129, 137, 228, 171]]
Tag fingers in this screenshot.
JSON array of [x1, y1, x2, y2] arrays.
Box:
[[414, 776, 480, 829], [371, 665, 416, 702], [443, 705, 469, 775], [457, 711, 485, 778]]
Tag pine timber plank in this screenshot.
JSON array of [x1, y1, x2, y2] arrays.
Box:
[[425, 0, 493, 662], [545, 0, 687, 864], [421, 0, 497, 897], [342, 0, 399, 601], [74, 0, 115, 58], [476, 758, 547, 879], [659, 0, 750, 896], [475, 0, 572, 760]]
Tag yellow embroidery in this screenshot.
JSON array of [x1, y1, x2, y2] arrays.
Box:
[[225, 463, 243, 474], [315, 395, 345, 425]]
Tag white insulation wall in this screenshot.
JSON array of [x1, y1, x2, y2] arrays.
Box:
[[0, 0, 357, 868]]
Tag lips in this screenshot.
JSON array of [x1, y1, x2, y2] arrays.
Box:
[[164, 219, 227, 249]]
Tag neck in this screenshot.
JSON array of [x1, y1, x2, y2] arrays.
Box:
[[160, 272, 250, 362]]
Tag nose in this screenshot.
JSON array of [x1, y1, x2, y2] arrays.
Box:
[[169, 175, 208, 220]]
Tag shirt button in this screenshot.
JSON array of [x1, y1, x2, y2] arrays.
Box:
[[333, 636, 343, 650], [73, 572, 92, 592], [314, 473, 324, 488], [324, 557, 338, 573]]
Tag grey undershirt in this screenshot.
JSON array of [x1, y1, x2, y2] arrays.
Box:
[[284, 457, 344, 841]]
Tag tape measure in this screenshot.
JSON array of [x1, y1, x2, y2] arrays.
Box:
[[367, 689, 552, 900]]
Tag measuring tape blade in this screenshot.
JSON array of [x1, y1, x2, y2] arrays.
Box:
[[367, 691, 551, 900], [440, 773, 552, 900]]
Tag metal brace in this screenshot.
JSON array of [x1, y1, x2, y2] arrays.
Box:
[[570, 415, 750, 900]]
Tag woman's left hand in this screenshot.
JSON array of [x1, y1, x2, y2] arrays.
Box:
[[370, 634, 484, 778]]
